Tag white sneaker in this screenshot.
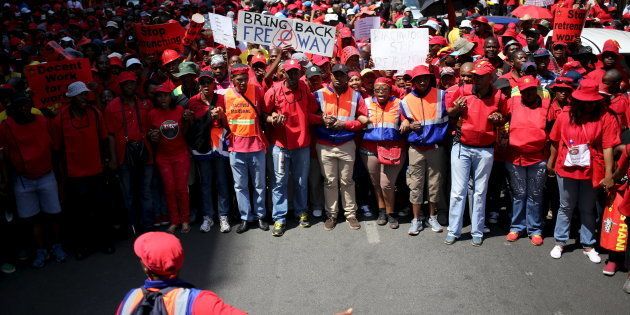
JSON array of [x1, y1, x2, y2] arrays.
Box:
[[550, 245, 563, 259], [583, 248, 602, 264], [200, 216, 214, 233], [312, 209, 323, 218], [361, 205, 373, 218], [428, 216, 443, 233], [219, 216, 231, 233]]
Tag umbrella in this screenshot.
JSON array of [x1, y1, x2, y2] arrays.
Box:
[[511, 5, 553, 19], [524, 0, 554, 7]]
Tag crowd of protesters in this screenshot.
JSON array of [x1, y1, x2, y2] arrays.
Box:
[[1, 0, 630, 296]]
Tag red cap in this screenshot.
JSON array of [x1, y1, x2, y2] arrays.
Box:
[[601, 39, 620, 56], [428, 36, 448, 46], [375, 77, 393, 88], [473, 16, 489, 25], [312, 55, 330, 66], [342, 46, 360, 64], [250, 54, 267, 66], [117, 71, 137, 85], [549, 76, 574, 90], [339, 27, 352, 38], [161, 49, 180, 66], [287, 4, 298, 10], [493, 24, 505, 34], [517, 75, 539, 91], [502, 28, 517, 38], [109, 57, 123, 68], [572, 79, 604, 102], [154, 81, 175, 93], [410, 65, 431, 80], [134, 232, 184, 277], [283, 59, 302, 72], [231, 65, 250, 75], [471, 60, 495, 76]]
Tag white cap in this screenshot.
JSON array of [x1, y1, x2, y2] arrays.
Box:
[[327, 8, 334, 13], [106, 21, 119, 29], [404, 7, 412, 13], [324, 14, 338, 22], [60, 36, 74, 42], [126, 58, 142, 68], [108, 52, 123, 59], [460, 20, 472, 29], [420, 20, 440, 32], [66, 81, 91, 97]]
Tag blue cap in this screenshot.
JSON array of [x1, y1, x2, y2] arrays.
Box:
[[303, 1, 312, 6], [521, 61, 537, 72], [533, 48, 550, 58]]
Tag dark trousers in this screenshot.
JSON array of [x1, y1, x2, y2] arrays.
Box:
[[65, 175, 112, 249]]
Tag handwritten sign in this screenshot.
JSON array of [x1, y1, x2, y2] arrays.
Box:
[[370, 28, 429, 70], [135, 22, 185, 56], [24, 58, 93, 110], [237, 11, 336, 57], [354, 17, 380, 41], [207, 13, 236, 48], [552, 8, 587, 43]]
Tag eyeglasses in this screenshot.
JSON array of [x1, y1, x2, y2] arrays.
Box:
[[374, 87, 390, 92]]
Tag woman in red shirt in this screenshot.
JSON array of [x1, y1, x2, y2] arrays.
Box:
[[548, 79, 621, 263], [148, 83, 193, 234]]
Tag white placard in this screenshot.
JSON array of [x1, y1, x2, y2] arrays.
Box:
[[370, 28, 429, 71], [207, 13, 236, 48], [354, 16, 380, 41], [236, 11, 336, 57]]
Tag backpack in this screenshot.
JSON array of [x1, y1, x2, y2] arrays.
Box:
[[130, 285, 199, 315]]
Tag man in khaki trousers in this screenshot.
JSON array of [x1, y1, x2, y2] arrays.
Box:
[[312, 64, 368, 231]]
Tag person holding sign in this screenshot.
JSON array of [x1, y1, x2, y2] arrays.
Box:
[[264, 59, 320, 236], [547, 79, 621, 262], [314, 64, 368, 231], [219, 64, 269, 234]]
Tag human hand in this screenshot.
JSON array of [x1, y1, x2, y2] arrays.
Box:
[[399, 119, 410, 133], [410, 121, 423, 131]]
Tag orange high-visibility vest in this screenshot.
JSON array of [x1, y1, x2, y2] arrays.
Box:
[[314, 86, 361, 143], [363, 96, 402, 141], [400, 88, 449, 145], [224, 86, 259, 137]]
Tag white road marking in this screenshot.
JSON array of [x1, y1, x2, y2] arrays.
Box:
[[365, 221, 380, 244]]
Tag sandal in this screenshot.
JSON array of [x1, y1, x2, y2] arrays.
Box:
[[167, 225, 178, 234]]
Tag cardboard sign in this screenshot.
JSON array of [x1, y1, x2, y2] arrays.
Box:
[[354, 17, 380, 41], [208, 13, 236, 48], [135, 22, 185, 56], [370, 28, 429, 70], [42, 41, 75, 61], [237, 11, 336, 57], [552, 8, 587, 43], [24, 58, 93, 110]]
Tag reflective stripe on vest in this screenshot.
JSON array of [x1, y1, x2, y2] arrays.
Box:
[[117, 287, 198, 315], [224, 86, 258, 137], [365, 97, 400, 130], [400, 88, 448, 125], [315, 87, 359, 122]]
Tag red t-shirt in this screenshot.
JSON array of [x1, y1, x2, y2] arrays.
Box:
[[104, 97, 153, 166], [549, 111, 621, 181], [0, 116, 53, 179], [263, 81, 319, 150], [51, 106, 107, 177], [608, 93, 629, 129], [504, 97, 557, 166], [148, 106, 189, 159]]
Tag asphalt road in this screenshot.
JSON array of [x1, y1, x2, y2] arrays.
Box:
[[1, 217, 629, 315]]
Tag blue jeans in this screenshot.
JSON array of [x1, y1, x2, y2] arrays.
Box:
[[554, 176, 597, 247], [229, 151, 266, 221], [196, 156, 231, 218], [118, 163, 154, 230], [506, 161, 546, 236], [271, 146, 310, 223], [447, 143, 494, 238]]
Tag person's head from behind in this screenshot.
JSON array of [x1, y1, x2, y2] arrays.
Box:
[[7, 94, 34, 124], [134, 232, 184, 280]]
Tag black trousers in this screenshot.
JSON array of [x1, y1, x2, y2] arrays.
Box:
[[64, 175, 112, 249]]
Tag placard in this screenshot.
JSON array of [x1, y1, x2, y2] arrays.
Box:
[[237, 11, 336, 57], [370, 28, 429, 70], [207, 13, 236, 48], [135, 22, 185, 56], [24, 58, 94, 110], [552, 8, 587, 43], [354, 17, 380, 41]]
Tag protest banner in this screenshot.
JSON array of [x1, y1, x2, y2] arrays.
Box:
[[42, 41, 75, 61], [207, 13, 236, 48], [24, 58, 93, 110], [237, 11, 336, 57], [354, 17, 380, 41], [182, 13, 206, 46], [370, 28, 429, 71], [135, 22, 185, 56], [552, 8, 587, 43]]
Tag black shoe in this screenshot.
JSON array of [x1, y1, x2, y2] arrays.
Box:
[[387, 214, 399, 229], [258, 219, 269, 231], [236, 221, 249, 234], [376, 211, 387, 226], [272, 221, 286, 237]]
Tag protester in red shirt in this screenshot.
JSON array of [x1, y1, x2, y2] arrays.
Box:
[[585, 40, 629, 90], [104, 71, 155, 233], [148, 83, 193, 234], [502, 76, 554, 246], [264, 59, 320, 234], [0, 94, 66, 268], [51, 81, 113, 259], [469, 17, 494, 56], [548, 79, 621, 263], [601, 69, 629, 129], [499, 50, 528, 88]]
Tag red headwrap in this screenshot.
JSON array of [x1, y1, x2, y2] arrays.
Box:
[[375, 77, 393, 88]]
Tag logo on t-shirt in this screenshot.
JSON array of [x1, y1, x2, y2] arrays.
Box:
[[160, 120, 179, 140]]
